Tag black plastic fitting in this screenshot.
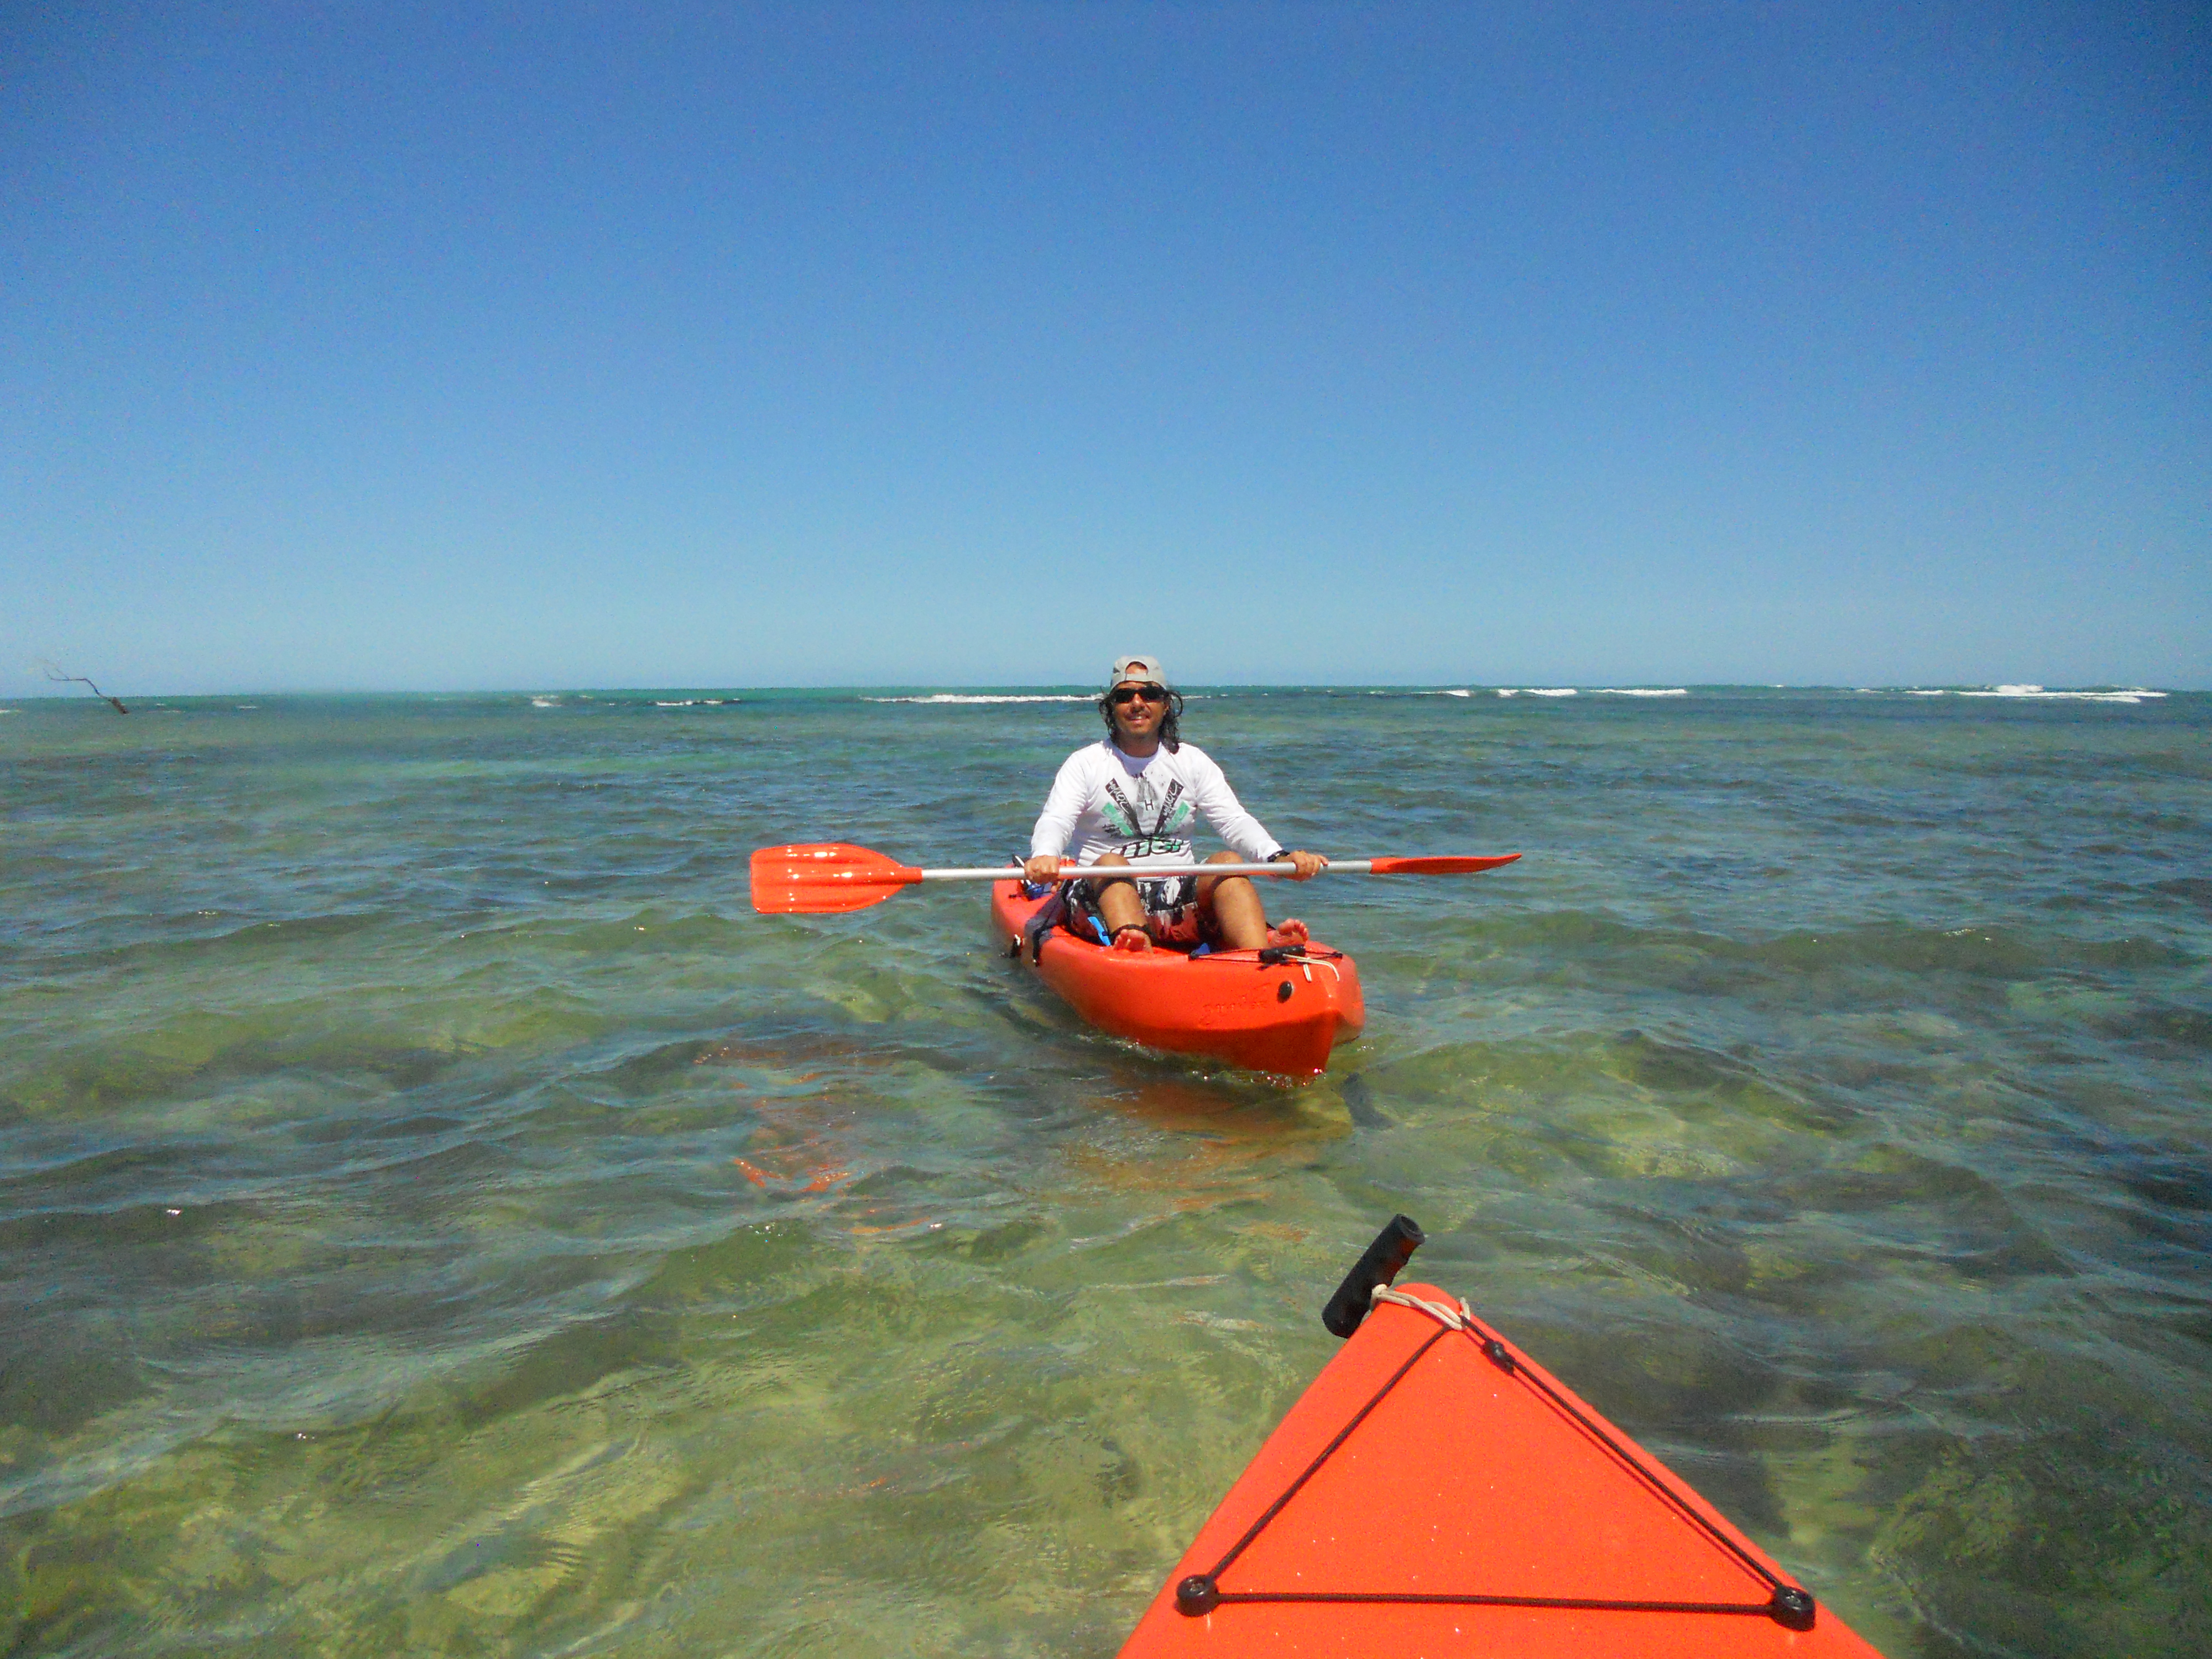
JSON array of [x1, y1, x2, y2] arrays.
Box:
[[1174, 1574, 1220, 1616], [1770, 1587, 1817, 1630], [1321, 1214, 1426, 1338]]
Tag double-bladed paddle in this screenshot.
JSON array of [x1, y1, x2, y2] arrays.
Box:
[[750, 842, 1520, 915]]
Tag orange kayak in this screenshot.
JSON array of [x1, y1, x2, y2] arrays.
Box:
[[1123, 1218, 1886, 1658], [988, 880, 1365, 1078]]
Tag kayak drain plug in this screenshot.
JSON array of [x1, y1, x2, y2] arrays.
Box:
[[1174, 1575, 1220, 1616], [1277, 980, 1293, 1001]]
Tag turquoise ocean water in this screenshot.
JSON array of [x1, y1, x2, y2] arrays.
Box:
[[2, 686, 2207, 1656]]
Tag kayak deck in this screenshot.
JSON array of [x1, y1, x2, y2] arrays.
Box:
[[989, 880, 1364, 1078], [1121, 1272, 1886, 1657]]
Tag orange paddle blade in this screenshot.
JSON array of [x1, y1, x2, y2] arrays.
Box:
[[749, 843, 923, 914], [1366, 853, 1521, 875]]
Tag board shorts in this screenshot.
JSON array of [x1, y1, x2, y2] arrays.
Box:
[[1062, 868, 1224, 949]]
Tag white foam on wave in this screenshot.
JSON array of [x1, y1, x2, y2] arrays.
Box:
[[866, 693, 1094, 705], [1494, 685, 1692, 699], [530, 696, 559, 708], [650, 698, 737, 707], [1958, 685, 2166, 705]]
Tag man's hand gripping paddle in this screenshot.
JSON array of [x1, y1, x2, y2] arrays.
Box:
[[749, 843, 1520, 915]]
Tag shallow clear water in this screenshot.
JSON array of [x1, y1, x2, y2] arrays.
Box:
[[2, 687, 2206, 1657]]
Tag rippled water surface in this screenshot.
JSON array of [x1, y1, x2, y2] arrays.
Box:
[[3, 687, 2208, 1657]]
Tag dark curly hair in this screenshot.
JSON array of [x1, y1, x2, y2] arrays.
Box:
[[1097, 686, 1185, 753]]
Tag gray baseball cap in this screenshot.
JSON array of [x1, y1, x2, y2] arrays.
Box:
[[1109, 653, 1169, 688]]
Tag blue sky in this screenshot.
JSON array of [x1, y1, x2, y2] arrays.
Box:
[[5, 2, 2206, 693]]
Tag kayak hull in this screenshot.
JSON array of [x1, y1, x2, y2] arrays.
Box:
[[1121, 1280, 1886, 1658], [989, 881, 1364, 1078]]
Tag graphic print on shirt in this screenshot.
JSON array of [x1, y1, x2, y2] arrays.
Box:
[[1102, 774, 1200, 911], [1103, 776, 1195, 846], [1100, 780, 1142, 839]]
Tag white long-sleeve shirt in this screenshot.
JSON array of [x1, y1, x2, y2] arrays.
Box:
[[1029, 740, 1285, 869]]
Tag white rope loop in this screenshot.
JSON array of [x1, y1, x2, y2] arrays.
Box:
[[1371, 1285, 1477, 1330]]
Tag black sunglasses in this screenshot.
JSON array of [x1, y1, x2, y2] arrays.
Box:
[[1109, 684, 1166, 706]]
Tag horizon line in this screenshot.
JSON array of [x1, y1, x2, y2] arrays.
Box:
[[3, 680, 2194, 702]]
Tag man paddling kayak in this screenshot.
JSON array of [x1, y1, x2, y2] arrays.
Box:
[[1022, 654, 1327, 954]]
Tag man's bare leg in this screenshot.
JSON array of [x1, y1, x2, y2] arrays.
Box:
[[1089, 853, 1151, 952], [1195, 849, 1307, 952]]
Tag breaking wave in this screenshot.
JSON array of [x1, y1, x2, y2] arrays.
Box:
[[866, 693, 1094, 705], [1885, 686, 2168, 705], [1958, 685, 2166, 705]]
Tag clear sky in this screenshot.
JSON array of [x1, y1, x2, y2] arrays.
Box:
[[5, 2, 2206, 694]]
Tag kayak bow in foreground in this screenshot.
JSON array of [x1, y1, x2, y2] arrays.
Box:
[[1122, 1216, 1886, 1657]]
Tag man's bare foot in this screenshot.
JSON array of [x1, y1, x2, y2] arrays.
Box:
[[1112, 926, 1153, 953], [1266, 918, 1310, 947]]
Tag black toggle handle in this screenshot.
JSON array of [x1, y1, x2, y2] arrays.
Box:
[[1321, 1214, 1425, 1337]]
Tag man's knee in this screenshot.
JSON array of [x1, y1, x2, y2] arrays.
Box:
[[1197, 851, 1255, 905], [1091, 852, 1136, 894]]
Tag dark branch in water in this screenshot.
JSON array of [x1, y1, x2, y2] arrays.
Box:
[[40, 664, 129, 714]]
